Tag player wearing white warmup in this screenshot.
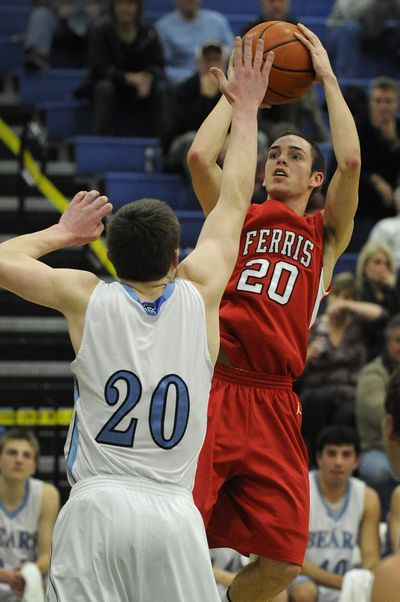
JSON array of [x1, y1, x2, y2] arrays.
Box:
[[0, 429, 60, 602], [0, 36, 273, 602], [290, 426, 381, 602]]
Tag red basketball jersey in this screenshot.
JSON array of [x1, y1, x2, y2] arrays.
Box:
[[219, 199, 326, 377]]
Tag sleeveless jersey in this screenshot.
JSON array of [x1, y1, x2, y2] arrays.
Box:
[[0, 478, 43, 599], [306, 470, 366, 601], [66, 279, 212, 491], [219, 199, 326, 376]]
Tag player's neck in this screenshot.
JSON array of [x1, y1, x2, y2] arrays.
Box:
[[122, 277, 173, 302], [317, 472, 347, 502], [0, 478, 27, 510]]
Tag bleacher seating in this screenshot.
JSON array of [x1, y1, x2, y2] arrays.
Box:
[[0, 6, 30, 37], [74, 136, 162, 174], [19, 68, 87, 104], [40, 100, 91, 139], [103, 172, 198, 212], [0, 38, 23, 72]]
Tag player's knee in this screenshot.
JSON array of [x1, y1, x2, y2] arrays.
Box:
[[290, 580, 318, 602], [257, 558, 300, 590]]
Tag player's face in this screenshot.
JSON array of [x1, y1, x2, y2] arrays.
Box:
[[264, 135, 317, 201], [317, 444, 358, 486], [0, 439, 36, 482]]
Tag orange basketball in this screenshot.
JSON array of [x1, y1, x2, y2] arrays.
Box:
[[246, 21, 315, 105]]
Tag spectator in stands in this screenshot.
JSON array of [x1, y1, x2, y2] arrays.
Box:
[[325, 77, 400, 251], [355, 241, 400, 361], [0, 428, 60, 600], [241, 0, 330, 144], [155, 0, 233, 85], [370, 368, 400, 602], [161, 39, 227, 177], [297, 272, 382, 464], [355, 313, 400, 520], [24, 0, 106, 71], [327, 0, 400, 77], [84, 0, 165, 136], [289, 426, 381, 602], [369, 186, 400, 271]]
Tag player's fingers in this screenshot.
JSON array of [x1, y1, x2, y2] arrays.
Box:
[[296, 23, 320, 45], [98, 202, 113, 218], [83, 190, 101, 204], [242, 34, 253, 69], [91, 194, 110, 210], [210, 67, 228, 88], [261, 50, 274, 77], [71, 191, 87, 205], [233, 36, 243, 70], [253, 38, 264, 70]]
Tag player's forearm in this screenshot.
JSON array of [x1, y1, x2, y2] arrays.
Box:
[[301, 559, 343, 589], [0, 225, 75, 261], [220, 105, 258, 210], [188, 95, 232, 166], [323, 75, 361, 173]]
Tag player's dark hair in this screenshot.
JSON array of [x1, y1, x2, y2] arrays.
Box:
[[385, 368, 400, 437], [269, 130, 325, 175], [0, 428, 40, 460], [316, 426, 361, 456], [107, 199, 180, 282]]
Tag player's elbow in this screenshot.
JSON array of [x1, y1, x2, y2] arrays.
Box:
[[187, 143, 213, 174], [337, 149, 361, 174]]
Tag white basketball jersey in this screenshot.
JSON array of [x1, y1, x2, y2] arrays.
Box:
[[0, 478, 43, 600], [306, 470, 366, 602], [65, 279, 212, 491]]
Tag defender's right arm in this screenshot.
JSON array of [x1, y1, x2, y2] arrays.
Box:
[[178, 37, 273, 363]]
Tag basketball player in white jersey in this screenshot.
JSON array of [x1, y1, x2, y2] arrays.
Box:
[[0, 37, 274, 602], [290, 426, 381, 602], [0, 429, 60, 601]]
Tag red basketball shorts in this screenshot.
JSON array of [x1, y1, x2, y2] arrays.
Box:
[[193, 363, 309, 566]]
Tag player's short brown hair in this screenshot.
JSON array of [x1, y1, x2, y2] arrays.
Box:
[[107, 199, 180, 282], [0, 428, 40, 461]]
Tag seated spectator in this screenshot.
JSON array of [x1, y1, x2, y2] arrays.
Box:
[[290, 426, 381, 602], [325, 77, 400, 252], [297, 272, 381, 464], [242, 0, 297, 32], [355, 241, 400, 360], [83, 0, 165, 136], [327, 0, 400, 77], [155, 0, 233, 86], [355, 314, 400, 520], [371, 368, 400, 602], [242, 0, 330, 144], [161, 39, 228, 177], [24, 0, 106, 70], [368, 186, 400, 272], [0, 428, 60, 599]]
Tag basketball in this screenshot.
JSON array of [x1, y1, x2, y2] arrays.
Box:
[[245, 21, 315, 105]]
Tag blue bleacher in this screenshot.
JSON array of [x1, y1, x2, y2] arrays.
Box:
[[19, 68, 88, 104], [0, 6, 30, 36], [74, 136, 162, 174], [40, 100, 91, 139], [176, 211, 205, 250], [0, 38, 23, 72], [104, 172, 199, 212]]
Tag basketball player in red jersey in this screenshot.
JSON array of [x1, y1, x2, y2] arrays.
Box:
[[188, 24, 361, 602]]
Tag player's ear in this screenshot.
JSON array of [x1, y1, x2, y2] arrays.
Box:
[[311, 170, 324, 189]]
